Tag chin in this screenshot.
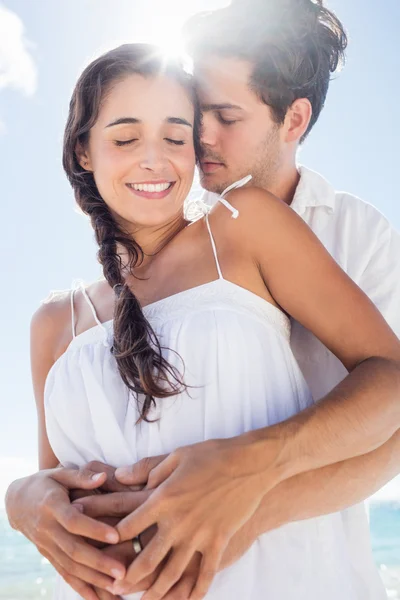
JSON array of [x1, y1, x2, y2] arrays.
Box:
[[199, 174, 226, 195], [202, 171, 250, 196]]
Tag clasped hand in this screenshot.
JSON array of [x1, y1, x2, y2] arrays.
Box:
[[98, 436, 280, 600]]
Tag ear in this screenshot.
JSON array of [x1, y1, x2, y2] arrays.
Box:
[[75, 142, 93, 171], [283, 98, 312, 144]]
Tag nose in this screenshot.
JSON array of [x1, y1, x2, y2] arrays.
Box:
[[139, 141, 167, 171], [200, 113, 218, 148]]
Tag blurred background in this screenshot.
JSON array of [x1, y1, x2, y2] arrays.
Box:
[[0, 0, 399, 598]]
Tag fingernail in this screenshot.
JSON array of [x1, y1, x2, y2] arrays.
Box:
[[91, 472, 104, 481], [111, 569, 125, 581], [106, 587, 115, 594], [73, 503, 84, 513], [106, 531, 119, 544], [112, 584, 127, 594], [115, 467, 130, 478]]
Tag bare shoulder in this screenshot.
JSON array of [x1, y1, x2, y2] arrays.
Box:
[[214, 186, 295, 224], [210, 185, 305, 248], [31, 288, 73, 363]]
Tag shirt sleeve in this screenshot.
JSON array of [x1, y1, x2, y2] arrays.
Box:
[[359, 224, 400, 338]]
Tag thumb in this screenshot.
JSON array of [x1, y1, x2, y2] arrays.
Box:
[[50, 467, 107, 490], [115, 455, 167, 485]]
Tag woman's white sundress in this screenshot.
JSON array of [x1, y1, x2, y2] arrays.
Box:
[[45, 179, 360, 599]]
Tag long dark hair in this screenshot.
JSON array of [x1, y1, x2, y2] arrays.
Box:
[[184, 0, 348, 141], [63, 44, 202, 421]]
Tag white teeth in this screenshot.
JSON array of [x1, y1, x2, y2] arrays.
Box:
[[129, 182, 172, 193]]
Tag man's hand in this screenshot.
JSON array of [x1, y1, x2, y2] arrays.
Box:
[[79, 487, 257, 599], [109, 437, 281, 600], [5, 467, 126, 600]]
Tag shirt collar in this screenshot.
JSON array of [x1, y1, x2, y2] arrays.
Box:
[[291, 165, 336, 215], [198, 165, 337, 214]]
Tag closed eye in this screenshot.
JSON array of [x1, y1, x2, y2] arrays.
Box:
[[115, 139, 137, 146], [217, 113, 237, 126], [165, 138, 185, 145]]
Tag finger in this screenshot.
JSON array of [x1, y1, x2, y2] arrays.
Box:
[[51, 467, 108, 490], [70, 488, 102, 502], [142, 546, 194, 600], [112, 536, 171, 594], [50, 500, 120, 545], [52, 524, 126, 580], [189, 547, 224, 600], [115, 455, 168, 486], [84, 461, 139, 493], [145, 454, 179, 490], [116, 494, 159, 542], [109, 548, 168, 595], [40, 548, 103, 600], [162, 574, 196, 600], [75, 490, 151, 519], [94, 586, 122, 600], [51, 545, 117, 590]]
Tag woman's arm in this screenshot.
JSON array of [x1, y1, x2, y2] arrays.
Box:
[[5, 296, 124, 600], [223, 186, 400, 478]]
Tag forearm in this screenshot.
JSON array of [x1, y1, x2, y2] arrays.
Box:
[[249, 356, 400, 480], [220, 430, 400, 571], [5, 477, 26, 530], [258, 429, 400, 527]]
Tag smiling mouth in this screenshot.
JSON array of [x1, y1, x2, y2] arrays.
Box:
[[127, 182, 173, 192], [126, 181, 175, 199]]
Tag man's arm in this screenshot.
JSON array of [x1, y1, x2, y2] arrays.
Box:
[[93, 427, 398, 577], [224, 218, 400, 564], [108, 192, 400, 598], [222, 429, 400, 569], [75, 433, 400, 599]]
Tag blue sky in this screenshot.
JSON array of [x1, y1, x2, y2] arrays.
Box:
[[0, 0, 399, 501]]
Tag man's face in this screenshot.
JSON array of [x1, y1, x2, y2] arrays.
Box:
[[194, 55, 285, 194]]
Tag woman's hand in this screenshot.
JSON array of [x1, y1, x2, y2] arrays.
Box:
[[5, 467, 126, 600], [110, 436, 282, 600]]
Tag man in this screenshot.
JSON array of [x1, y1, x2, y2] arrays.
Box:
[[6, 1, 400, 599]]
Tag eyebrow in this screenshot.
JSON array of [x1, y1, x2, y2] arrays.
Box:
[[105, 117, 192, 128], [201, 103, 243, 112]]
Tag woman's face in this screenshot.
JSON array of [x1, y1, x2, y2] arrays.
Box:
[[81, 73, 196, 230]]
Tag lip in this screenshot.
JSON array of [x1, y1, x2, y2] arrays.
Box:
[[130, 179, 172, 185], [125, 181, 176, 199], [201, 162, 224, 174]]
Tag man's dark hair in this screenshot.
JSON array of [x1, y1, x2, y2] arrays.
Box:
[[183, 0, 348, 141]]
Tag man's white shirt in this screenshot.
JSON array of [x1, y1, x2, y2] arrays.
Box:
[[200, 165, 400, 599]]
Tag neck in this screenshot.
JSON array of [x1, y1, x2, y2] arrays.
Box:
[[120, 215, 188, 272], [263, 163, 300, 206]]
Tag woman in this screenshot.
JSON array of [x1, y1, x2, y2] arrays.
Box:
[[8, 43, 400, 600]]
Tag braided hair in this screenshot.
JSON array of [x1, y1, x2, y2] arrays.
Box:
[[63, 44, 202, 421]]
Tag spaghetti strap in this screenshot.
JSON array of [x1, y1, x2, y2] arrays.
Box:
[[72, 280, 109, 346], [218, 174, 252, 218], [205, 213, 223, 280], [80, 284, 107, 332]]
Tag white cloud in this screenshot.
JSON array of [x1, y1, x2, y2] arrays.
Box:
[[0, 3, 37, 98], [0, 456, 38, 508]]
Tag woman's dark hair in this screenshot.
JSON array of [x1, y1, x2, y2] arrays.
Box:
[[183, 0, 348, 141], [63, 43, 202, 421]]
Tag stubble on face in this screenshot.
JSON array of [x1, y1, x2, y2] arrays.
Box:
[[200, 123, 282, 195]]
